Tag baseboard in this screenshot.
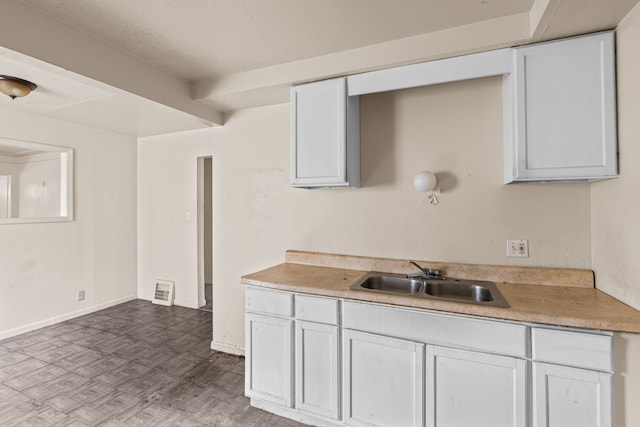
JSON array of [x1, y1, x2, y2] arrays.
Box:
[[138, 292, 198, 309], [211, 339, 245, 356], [251, 398, 341, 427], [174, 298, 199, 309], [138, 291, 153, 302], [0, 294, 138, 341]]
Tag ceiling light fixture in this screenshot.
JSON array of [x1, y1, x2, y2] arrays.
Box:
[[0, 75, 37, 99]]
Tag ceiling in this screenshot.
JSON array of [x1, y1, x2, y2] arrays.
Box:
[[19, 0, 537, 82], [0, 0, 638, 136]]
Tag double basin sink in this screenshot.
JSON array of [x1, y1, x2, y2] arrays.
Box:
[[350, 272, 509, 308]]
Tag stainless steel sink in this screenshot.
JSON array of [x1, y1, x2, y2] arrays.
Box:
[[350, 272, 509, 308], [357, 274, 423, 294], [424, 278, 508, 306]]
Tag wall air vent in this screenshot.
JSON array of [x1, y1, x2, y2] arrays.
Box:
[[152, 279, 175, 306]]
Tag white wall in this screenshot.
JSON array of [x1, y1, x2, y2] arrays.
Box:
[[0, 108, 137, 339], [137, 132, 213, 308]]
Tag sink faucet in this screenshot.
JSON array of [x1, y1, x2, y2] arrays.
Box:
[[407, 261, 445, 280]]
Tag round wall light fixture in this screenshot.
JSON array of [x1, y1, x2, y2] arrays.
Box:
[[413, 170, 441, 205]]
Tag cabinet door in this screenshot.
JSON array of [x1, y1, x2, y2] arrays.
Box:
[[295, 321, 340, 419], [507, 31, 617, 182], [343, 329, 424, 427], [245, 313, 294, 407], [291, 78, 359, 188], [533, 362, 612, 427], [426, 346, 527, 427]]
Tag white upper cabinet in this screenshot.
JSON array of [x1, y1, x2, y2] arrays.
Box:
[[505, 31, 618, 183], [291, 78, 360, 188], [291, 31, 618, 187]]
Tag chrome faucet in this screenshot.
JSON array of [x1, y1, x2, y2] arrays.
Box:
[[407, 261, 445, 280]]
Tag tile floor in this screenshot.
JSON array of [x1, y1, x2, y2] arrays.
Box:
[[0, 299, 306, 426]]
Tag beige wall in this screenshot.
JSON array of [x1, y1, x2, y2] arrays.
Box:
[[592, 3, 640, 311], [593, 3, 640, 426], [137, 76, 593, 354], [136, 11, 640, 421], [0, 108, 138, 339]]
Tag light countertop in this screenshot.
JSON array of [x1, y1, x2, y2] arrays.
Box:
[[241, 252, 640, 333]]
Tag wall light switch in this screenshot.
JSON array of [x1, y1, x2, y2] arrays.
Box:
[[507, 240, 529, 257]]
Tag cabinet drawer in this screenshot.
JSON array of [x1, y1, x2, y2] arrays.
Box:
[[246, 286, 293, 317], [295, 294, 340, 325], [343, 301, 529, 358], [532, 327, 612, 372]]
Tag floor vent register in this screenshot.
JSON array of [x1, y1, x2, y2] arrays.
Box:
[[152, 279, 175, 306]]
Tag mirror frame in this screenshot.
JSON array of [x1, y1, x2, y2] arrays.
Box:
[[0, 137, 74, 225]]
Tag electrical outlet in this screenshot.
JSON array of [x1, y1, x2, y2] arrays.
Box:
[[507, 240, 529, 257], [77, 290, 85, 301]]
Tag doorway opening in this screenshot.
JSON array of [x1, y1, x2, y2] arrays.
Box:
[[197, 157, 213, 312]]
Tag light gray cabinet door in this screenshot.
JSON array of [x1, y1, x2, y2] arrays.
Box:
[[291, 77, 359, 188], [295, 320, 340, 420], [506, 31, 617, 182], [426, 346, 528, 427], [245, 313, 294, 407], [343, 329, 424, 427], [533, 362, 612, 427]]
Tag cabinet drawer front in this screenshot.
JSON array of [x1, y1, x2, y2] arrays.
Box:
[[246, 286, 293, 317], [532, 328, 612, 372], [295, 294, 340, 325], [343, 301, 529, 358]]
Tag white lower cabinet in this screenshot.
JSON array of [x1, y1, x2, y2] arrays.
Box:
[[295, 320, 340, 419], [533, 363, 612, 427], [426, 346, 528, 427], [245, 286, 614, 427], [532, 327, 613, 427], [245, 313, 294, 407], [342, 329, 424, 427]]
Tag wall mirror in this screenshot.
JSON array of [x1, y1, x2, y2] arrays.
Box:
[[0, 137, 73, 224]]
